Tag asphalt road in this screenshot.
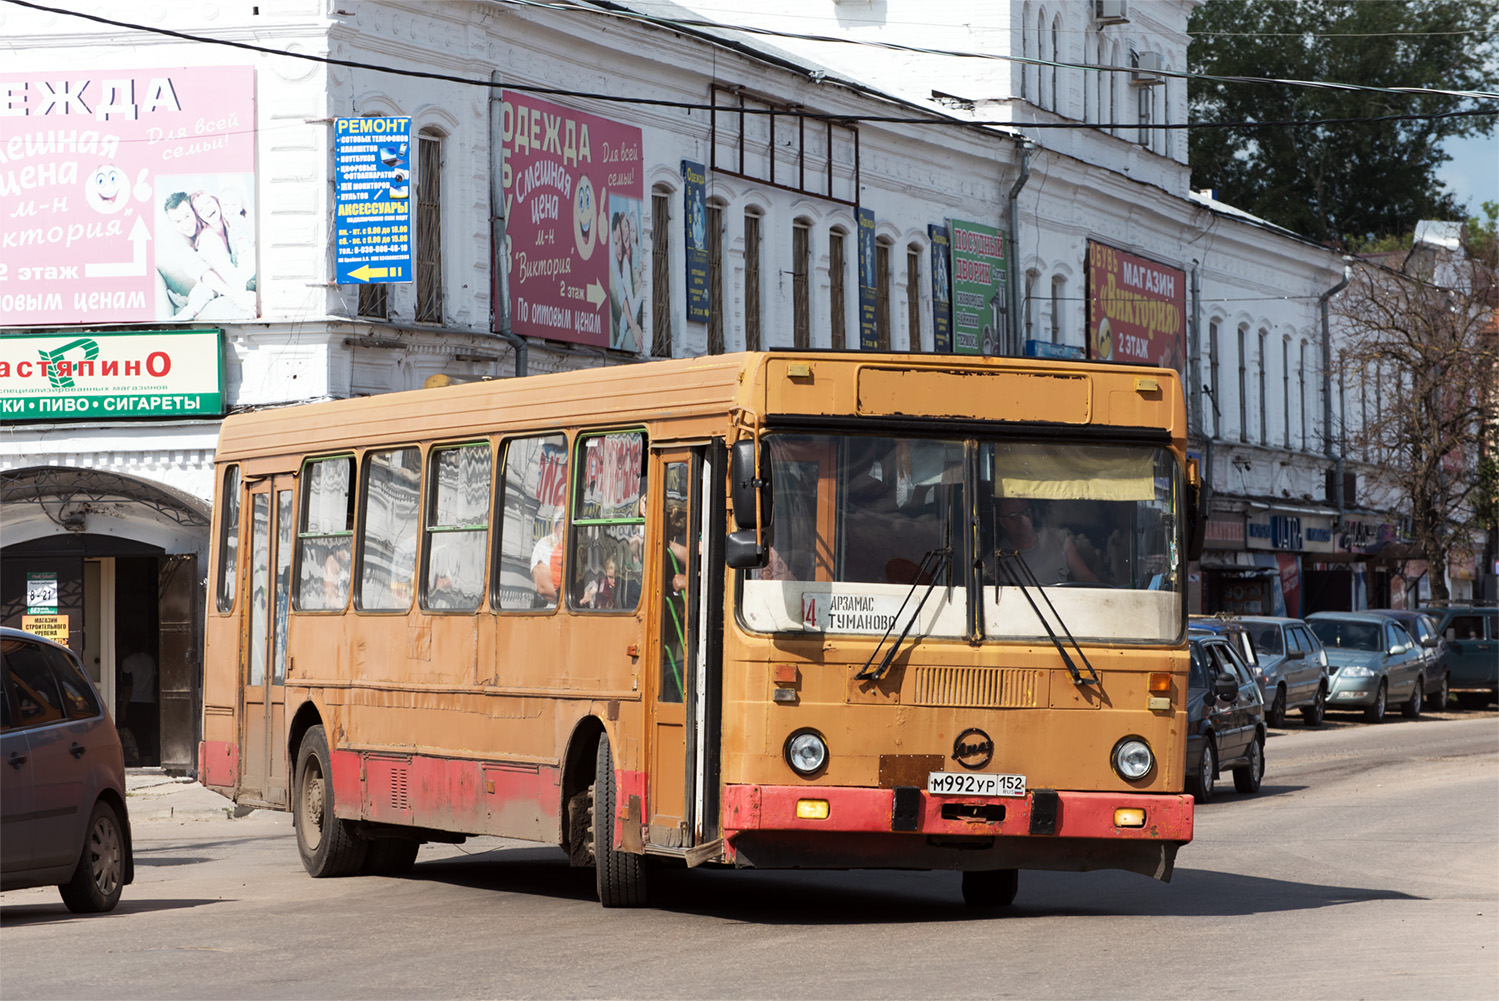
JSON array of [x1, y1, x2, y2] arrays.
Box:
[[2, 711, 1495, 1001]]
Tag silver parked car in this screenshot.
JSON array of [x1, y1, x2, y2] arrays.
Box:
[[1306, 612, 1425, 724], [1238, 616, 1330, 728], [1368, 610, 1452, 710], [1, 627, 134, 912]]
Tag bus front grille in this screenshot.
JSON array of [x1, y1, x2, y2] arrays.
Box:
[[909, 667, 1044, 708]]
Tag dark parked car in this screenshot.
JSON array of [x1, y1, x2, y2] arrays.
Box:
[[1307, 612, 1424, 723], [1188, 615, 1260, 671], [1, 627, 134, 912], [1368, 610, 1451, 709], [1420, 605, 1498, 709], [1185, 629, 1267, 802], [1237, 615, 1330, 727]]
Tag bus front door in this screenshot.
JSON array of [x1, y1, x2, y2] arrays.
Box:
[[648, 450, 703, 849], [239, 476, 294, 809]]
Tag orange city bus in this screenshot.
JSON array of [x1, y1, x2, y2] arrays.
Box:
[[199, 351, 1202, 907]]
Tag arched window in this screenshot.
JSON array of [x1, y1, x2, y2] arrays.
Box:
[[1298, 339, 1309, 451], [706, 200, 725, 354], [1051, 14, 1062, 113], [1237, 323, 1249, 443], [1024, 269, 1039, 344], [651, 185, 672, 358], [415, 127, 444, 324], [829, 227, 848, 350], [744, 207, 762, 351], [793, 218, 811, 349], [875, 236, 892, 351], [1282, 335, 1292, 448], [1257, 327, 1269, 445], [1208, 320, 1222, 439], [906, 243, 923, 351], [1050, 274, 1065, 343], [1021, 2, 1033, 102]]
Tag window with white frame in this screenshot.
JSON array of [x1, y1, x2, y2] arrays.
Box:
[[1208, 320, 1222, 439], [415, 129, 444, 324], [829, 227, 847, 350], [906, 244, 922, 351], [1237, 323, 1248, 443], [744, 208, 762, 351], [1258, 328, 1269, 445], [651, 187, 672, 358], [793, 219, 811, 349]]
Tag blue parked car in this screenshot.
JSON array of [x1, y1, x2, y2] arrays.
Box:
[[1420, 605, 1498, 709], [1307, 612, 1424, 723]]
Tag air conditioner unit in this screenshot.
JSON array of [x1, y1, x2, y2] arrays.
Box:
[[1132, 51, 1165, 86], [1095, 0, 1129, 25]]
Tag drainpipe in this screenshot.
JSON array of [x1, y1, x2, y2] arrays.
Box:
[[1320, 258, 1352, 514], [1005, 139, 1034, 357], [489, 70, 528, 377]]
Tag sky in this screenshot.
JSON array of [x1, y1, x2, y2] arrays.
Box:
[[1437, 129, 1498, 216]]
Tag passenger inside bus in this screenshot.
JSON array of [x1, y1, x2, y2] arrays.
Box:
[[994, 497, 1100, 585], [530, 515, 564, 607]]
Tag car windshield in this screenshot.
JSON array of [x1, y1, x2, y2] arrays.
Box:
[[739, 433, 1182, 643], [1249, 625, 1283, 656], [1310, 619, 1381, 651]]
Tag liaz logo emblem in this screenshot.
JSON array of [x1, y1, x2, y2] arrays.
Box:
[[952, 727, 994, 770]]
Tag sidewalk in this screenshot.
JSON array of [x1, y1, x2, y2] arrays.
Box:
[[126, 769, 250, 822]]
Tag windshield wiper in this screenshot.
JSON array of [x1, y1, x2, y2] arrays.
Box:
[[992, 548, 1101, 687], [857, 522, 952, 682]]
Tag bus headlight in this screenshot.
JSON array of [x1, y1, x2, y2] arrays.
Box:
[[1112, 737, 1154, 781], [785, 730, 828, 776]]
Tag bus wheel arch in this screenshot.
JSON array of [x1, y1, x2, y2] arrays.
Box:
[[561, 716, 605, 865], [287, 700, 325, 786]]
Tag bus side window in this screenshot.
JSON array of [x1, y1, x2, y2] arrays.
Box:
[[357, 447, 422, 612], [495, 434, 569, 611], [571, 431, 646, 613], [296, 455, 355, 611], [423, 443, 491, 612], [216, 464, 241, 612]]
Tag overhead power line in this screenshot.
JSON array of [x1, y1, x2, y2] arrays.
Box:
[[2, 0, 1495, 134]]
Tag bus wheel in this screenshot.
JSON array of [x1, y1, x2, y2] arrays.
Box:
[[363, 839, 420, 875], [961, 869, 1018, 908], [295, 725, 367, 877], [592, 735, 647, 907]]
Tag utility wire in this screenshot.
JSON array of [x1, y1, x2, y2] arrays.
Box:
[[2, 0, 1495, 132]]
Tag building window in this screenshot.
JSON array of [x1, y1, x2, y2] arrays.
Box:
[[1299, 341, 1309, 451], [906, 244, 922, 351], [1021, 2, 1032, 102], [1024, 269, 1039, 344], [415, 131, 444, 324], [652, 188, 672, 358], [1050, 275, 1065, 343], [357, 281, 388, 320], [1258, 328, 1269, 445], [875, 238, 891, 351], [1050, 14, 1061, 112], [1282, 337, 1292, 448], [707, 202, 724, 354], [829, 228, 847, 350], [744, 209, 762, 351], [1237, 324, 1248, 443], [793, 219, 811, 349], [1208, 320, 1221, 439]]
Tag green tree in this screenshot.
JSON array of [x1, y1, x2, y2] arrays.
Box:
[[1188, 0, 1499, 247]]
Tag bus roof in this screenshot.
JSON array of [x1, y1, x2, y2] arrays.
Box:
[[215, 351, 1184, 466]]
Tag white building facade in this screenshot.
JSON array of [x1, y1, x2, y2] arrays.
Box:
[[3, 0, 1426, 770]]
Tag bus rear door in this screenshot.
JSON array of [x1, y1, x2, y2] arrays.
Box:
[[239, 475, 294, 809]]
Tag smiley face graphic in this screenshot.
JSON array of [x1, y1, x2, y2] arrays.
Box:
[[84, 164, 130, 215]]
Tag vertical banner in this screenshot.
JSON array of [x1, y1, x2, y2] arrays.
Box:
[[501, 92, 644, 351], [334, 117, 412, 284], [1086, 240, 1186, 371], [927, 224, 952, 353], [681, 160, 708, 324], [0, 66, 258, 325], [949, 219, 1006, 355], [857, 207, 877, 350]]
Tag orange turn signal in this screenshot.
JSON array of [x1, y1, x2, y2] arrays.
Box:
[[1149, 673, 1171, 694], [1114, 808, 1146, 828]]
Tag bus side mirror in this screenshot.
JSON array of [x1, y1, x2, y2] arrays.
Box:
[[730, 439, 771, 531], [726, 530, 766, 569], [1185, 456, 1208, 563]]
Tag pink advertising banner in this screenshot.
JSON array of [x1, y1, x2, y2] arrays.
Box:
[[0, 67, 257, 326], [501, 91, 644, 350]]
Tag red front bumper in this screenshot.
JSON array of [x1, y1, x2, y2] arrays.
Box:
[[722, 784, 1193, 843]]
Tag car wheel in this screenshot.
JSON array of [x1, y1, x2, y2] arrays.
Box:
[[962, 868, 1019, 908], [1266, 686, 1286, 729], [1456, 692, 1490, 711], [1187, 737, 1216, 803], [593, 734, 647, 907], [1233, 734, 1264, 794], [1364, 682, 1387, 723], [295, 724, 367, 877], [59, 800, 126, 914], [1430, 676, 1449, 711], [1301, 685, 1326, 727], [1402, 677, 1423, 718], [362, 838, 420, 875]]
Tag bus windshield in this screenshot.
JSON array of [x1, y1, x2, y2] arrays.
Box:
[[739, 434, 1182, 643]]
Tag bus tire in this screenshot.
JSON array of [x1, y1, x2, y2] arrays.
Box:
[[362, 838, 420, 875], [592, 735, 646, 907], [961, 868, 1018, 908], [295, 724, 367, 877]]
